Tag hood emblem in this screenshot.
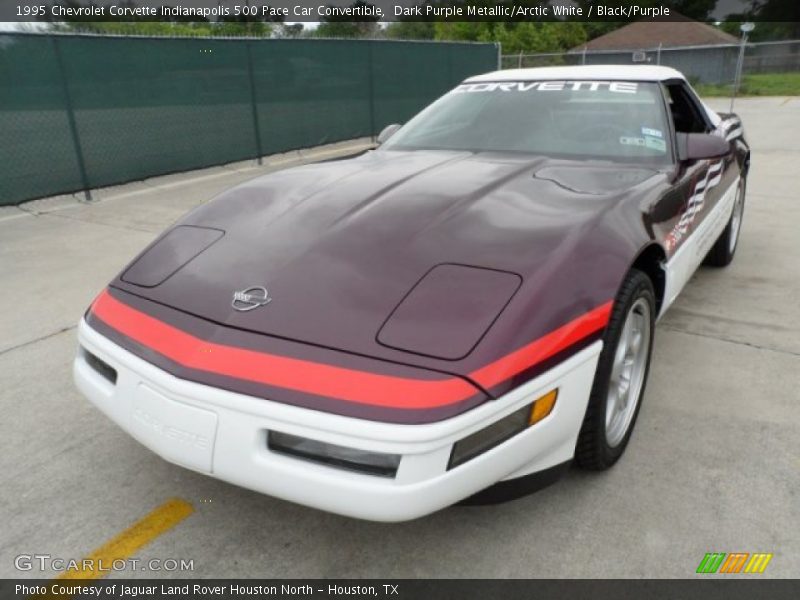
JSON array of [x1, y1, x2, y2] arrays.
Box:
[[232, 286, 272, 312]]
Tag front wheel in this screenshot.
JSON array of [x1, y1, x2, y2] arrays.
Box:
[[704, 178, 746, 267], [575, 269, 656, 470]]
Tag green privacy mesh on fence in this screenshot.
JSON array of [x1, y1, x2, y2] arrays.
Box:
[[0, 34, 497, 206]]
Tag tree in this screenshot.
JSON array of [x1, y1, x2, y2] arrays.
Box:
[[741, 0, 800, 21], [671, 0, 718, 20], [214, 20, 274, 38], [432, 20, 587, 54], [49, 20, 274, 38], [432, 21, 500, 43], [385, 21, 436, 40], [722, 0, 800, 40], [314, 1, 381, 38], [277, 23, 305, 38], [744, 0, 800, 38]]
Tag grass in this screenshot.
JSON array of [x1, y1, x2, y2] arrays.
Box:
[[695, 72, 800, 97]]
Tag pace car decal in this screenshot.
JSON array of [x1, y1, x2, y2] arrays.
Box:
[[88, 289, 612, 414], [665, 159, 724, 252]]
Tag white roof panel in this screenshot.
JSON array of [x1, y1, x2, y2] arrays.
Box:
[[466, 65, 686, 83]]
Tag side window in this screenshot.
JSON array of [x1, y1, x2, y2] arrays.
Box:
[[665, 83, 710, 134]]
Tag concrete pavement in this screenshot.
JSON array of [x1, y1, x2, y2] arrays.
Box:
[[0, 100, 797, 579]]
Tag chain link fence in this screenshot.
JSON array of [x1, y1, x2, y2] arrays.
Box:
[[501, 40, 800, 89], [0, 33, 498, 206]]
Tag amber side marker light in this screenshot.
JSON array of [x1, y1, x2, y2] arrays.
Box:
[[529, 388, 558, 425], [448, 388, 559, 469]]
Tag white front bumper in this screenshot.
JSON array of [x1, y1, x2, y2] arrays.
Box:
[[74, 319, 600, 521]]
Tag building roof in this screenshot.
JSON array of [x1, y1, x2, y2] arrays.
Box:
[[574, 18, 738, 52], [468, 65, 686, 83]]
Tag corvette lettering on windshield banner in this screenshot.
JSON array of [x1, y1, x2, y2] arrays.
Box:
[[453, 81, 640, 94]]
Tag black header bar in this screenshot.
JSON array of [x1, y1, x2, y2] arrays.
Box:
[[2, 579, 800, 600], [2, 1, 800, 24]]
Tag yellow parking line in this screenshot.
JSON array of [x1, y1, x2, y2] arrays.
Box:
[[58, 497, 194, 581], [28, 498, 193, 599]]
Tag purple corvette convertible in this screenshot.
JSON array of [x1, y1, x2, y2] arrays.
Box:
[[75, 66, 749, 521]]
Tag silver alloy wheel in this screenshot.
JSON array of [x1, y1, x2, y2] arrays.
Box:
[[605, 297, 651, 448], [729, 183, 745, 253]]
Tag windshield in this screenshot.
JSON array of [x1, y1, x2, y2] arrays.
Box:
[[382, 80, 671, 164]]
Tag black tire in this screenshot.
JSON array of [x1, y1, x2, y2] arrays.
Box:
[[704, 178, 746, 267], [575, 269, 656, 470]]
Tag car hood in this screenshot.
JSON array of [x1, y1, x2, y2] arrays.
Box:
[[112, 149, 666, 386]]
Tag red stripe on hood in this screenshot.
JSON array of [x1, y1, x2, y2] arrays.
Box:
[[89, 289, 611, 409], [90, 290, 475, 409], [470, 301, 613, 390]]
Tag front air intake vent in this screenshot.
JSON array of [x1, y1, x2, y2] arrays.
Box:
[[82, 348, 118, 385], [268, 430, 400, 478]]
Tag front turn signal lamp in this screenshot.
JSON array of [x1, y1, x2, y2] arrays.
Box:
[[448, 388, 558, 470], [528, 389, 558, 425]]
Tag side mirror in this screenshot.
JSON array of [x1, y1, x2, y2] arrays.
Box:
[[377, 123, 402, 145], [677, 133, 730, 161]]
